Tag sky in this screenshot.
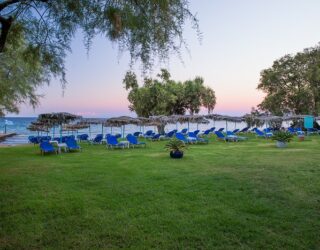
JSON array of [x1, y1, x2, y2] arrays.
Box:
[[12, 0, 320, 117]]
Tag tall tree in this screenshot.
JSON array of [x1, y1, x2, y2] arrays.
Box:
[[123, 69, 216, 132], [258, 44, 320, 116], [0, 0, 199, 115], [201, 87, 216, 114]]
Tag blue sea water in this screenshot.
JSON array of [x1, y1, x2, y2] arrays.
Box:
[[0, 117, 249, 145]]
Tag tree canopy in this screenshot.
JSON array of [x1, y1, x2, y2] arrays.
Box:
[[0, 0, 199, 116], [123, 69, 216, 119], [258, 44, 320, 116]]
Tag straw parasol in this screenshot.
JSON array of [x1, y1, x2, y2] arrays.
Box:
[[37, 112, 81, 141], [106, 116, 141, 137]]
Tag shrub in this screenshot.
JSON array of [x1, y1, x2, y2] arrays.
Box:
[[164, 138, 187, 152], [272, 131, 294, 143]]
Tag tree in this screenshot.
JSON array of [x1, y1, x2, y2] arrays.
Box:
[[258, 44, 320, 116], [201, 87, 216, 114], [123, 69, 216, 132], [0, 0, 199, 115]]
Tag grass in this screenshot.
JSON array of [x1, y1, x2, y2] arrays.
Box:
[[0, 135, 320, 249]]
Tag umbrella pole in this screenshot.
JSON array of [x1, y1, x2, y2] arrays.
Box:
[[52, 126, 55, 139], [111, 126, 113, 135], [197, 123, 199, 130], [89, 125, 91, 139], [60, 124, 62, 143], [123, 125, 125, 138], [4, 124, 6, 134], [225, 120, 228, 132], [188, 121, 190, 132], [101, 124, 104, 137]]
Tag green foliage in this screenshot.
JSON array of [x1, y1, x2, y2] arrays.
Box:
[[0, 0, 199, 115], [258, 44, 320, 115], [272, 131, 294, 143], [123, 69, 216, 117], [164, 138, 187, 152]]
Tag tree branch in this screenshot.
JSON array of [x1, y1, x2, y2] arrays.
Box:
[[0, 15, 13, 52], [0, 0, 21, 12]]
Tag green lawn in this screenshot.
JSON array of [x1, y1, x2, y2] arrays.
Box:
[[0, 136, 320, 249]]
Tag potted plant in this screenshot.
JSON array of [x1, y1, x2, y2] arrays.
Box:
[[164, 138, 186, 158], [271, 131, 294, 148]]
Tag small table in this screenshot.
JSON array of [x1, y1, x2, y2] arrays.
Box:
[[119, 141, 130, 148], [50, 140, 67, 153]]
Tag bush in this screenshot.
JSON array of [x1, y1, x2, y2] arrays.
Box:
[[164, 138, 187, 152], [272, 131, 294, 143]]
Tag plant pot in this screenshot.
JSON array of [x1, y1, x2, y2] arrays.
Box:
[[170, 150, 184, 159], [276, 141, 287, 148], [298, 136, 305, 141]]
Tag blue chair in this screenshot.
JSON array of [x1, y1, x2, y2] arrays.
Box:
[[77, 134, 89, 142], [210, 127, 216, 132], [127, 134, 146, 148], [227, 131, 247, 141], [287, 127, 295, 134], [143, 130, 154, 138], [180, 128, 188, 134], [133, 132, 142, 137], [176, 132, 195, 143], [239, 127, 249, 133], [295, 127, 305, 135], [151, 134, 161, 141], [40, 141, 57, 155], [106, 135, 126, 149], [91, 134, 103, 144], [28, 136, 39, 144], [193, 130, 200, 136], [232, 129, 240, 134], [254, 128, 272, 138], [215, 131, 237, 142], [217, 128, 224, 132], [165, 130, 176, 138], [188, 132, 208, 144], [201, 129, 211, 136], [175, 133, 189, 143], [66, 138, 81, 151]]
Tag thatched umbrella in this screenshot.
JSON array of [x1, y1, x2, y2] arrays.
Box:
[[27, 124, 49, 136], [78, 118, 107, 138], [166, 115, 208, 131], [37, 112, 81, 142], [106, 116, 141, 138]]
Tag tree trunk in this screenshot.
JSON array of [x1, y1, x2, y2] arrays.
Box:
[[157, 124, 165, 135], [0, 16, 13, 53]]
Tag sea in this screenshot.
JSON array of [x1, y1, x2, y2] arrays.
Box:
[[0, 117, 251, 145]]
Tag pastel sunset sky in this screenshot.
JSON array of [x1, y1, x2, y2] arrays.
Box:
[[14, 0, 320, 117]]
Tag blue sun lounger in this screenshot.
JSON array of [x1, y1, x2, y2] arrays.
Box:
[[40, 141, 57, 155], [254, 128, 272, 138], [66, 138, 82, 151], [215, 131, 237, 142], [188, 132, 208, 144], [90, 134, 103, 144], [165, 130, 176, 138], [106, 135, 126, 149], [180, 128, 188, 135], [127, 134, 146, 148], [176, 132, 196, 143], [227, 131, 247, 141], [239, 127, 250, 133]]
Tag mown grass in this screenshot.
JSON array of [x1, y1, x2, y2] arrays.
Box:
[[0, 135, 320, 249]]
